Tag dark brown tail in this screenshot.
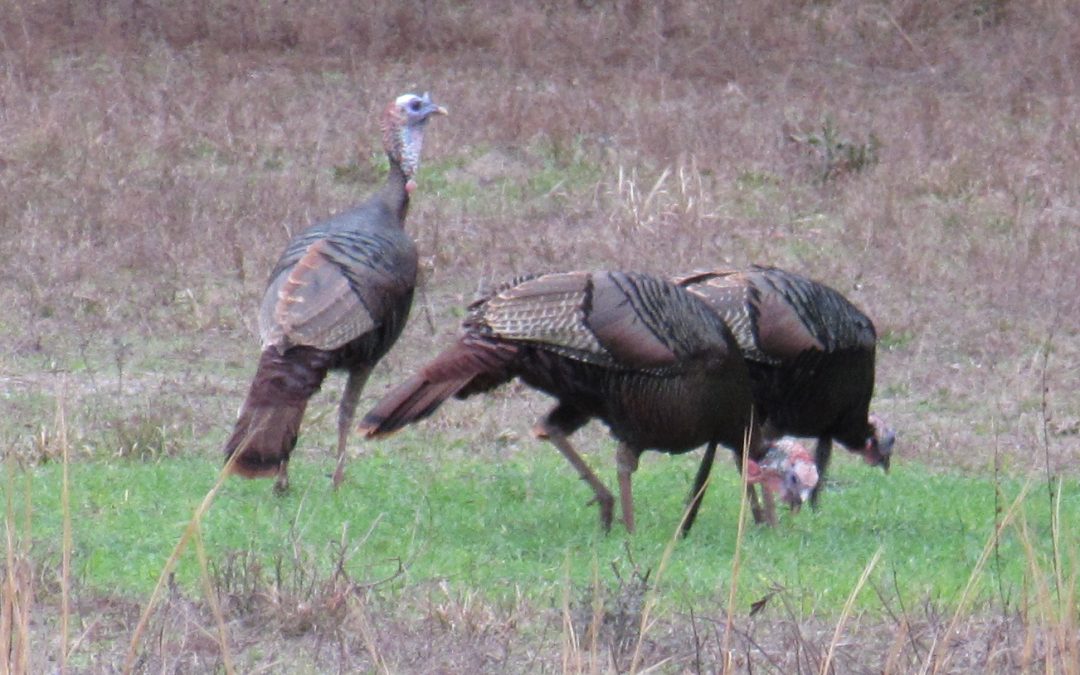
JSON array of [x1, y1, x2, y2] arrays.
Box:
[[224, 346, 331, 478], [359, 338, 517, 438]]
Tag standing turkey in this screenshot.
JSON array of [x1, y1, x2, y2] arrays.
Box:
[[223, 92, 446, 493], [359, 270, 763, 535], [674, 265, 896, 507]]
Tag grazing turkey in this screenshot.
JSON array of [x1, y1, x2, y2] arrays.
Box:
[[745, 437, 819, 525], [223, 92, 447, 493], [359, 270, 763, 534], [674, 265, 896, 507]]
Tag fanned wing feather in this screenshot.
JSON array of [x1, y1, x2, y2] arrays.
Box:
[[264, 239, 375, 350], [679, 271, 781, 364], [471, 271, 737, 371], [478, 272, 608, 360], [585, 273, 679, 368], [259, 228, 417, 351], [679, 267, 875, 363], [749, 279, 825, 358], [473, 271, 699, 370], [753, 266, 876, 354]]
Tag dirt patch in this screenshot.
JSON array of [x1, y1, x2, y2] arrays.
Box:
[[447, 147, 540, 187]]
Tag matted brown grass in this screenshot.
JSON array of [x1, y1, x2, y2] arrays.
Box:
[[2, 0, 1079, 671]]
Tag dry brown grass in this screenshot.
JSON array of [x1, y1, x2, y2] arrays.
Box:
[[2, 472, 33, 675], [3, 0, 1080, 671]]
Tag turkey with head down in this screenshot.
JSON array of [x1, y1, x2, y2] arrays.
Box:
[[359, 270, 765, 535], [674, 265, 895, 509], [223, 93, 447, 493], [745, 437, 819, 525]]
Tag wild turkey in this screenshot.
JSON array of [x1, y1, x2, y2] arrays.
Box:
[[223, 92, 447, 493], [674, 265, 896, 507], [359, 270, 763, 535], [745, 437, 818, 525]]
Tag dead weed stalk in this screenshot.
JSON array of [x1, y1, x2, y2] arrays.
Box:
[[2, 460, 33, 675]]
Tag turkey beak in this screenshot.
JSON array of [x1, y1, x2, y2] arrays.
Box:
[[879, 429, 895, 473], [419, 92, 448, 118], [782, 484, 808, 512], [868, 416, 895, 473], [865, 437, 892, 473], [870, 440, 893, 473], [788, 486, 812, 512]]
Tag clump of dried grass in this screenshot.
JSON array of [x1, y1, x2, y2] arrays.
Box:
[[2, 468, 34, 675], [563, 549, 652, 671]]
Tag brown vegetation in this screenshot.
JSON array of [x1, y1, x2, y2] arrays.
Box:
[[2, 0, 1079, 671]]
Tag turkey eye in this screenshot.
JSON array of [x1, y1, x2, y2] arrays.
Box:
[[409, 99, 422, 112]]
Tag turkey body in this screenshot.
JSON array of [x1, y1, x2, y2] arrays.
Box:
[[259, 211, 418, 365], [675, 265, 893, 505], [223, 92, 444, 492], [224, 182, 417, 490], [361, 271, 761, 534]]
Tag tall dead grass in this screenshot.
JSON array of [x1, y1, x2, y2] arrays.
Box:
[[2, 466, 33, 675], [2, 385, 74, 675]]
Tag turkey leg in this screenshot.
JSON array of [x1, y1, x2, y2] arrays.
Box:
[[333, 365, 372, 489], [274, 459, 290, 495], [681, 440, 717, 536], [810, 436, 832, 508], [615, 443, 641, 534], [534, 421, 616, 532]]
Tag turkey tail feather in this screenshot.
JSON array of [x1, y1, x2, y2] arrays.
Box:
[[360, 338, 516, 438], [224, 346, 330, 477]]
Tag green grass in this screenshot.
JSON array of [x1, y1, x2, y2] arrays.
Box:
[[10, 446, 1075, 617]]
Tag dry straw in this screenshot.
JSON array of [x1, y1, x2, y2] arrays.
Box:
[[121, 433, 252, 674], [926, 476, 1035, 674], [2, 459, 32, 675], [821, 546, 884, 675], [59, 382, 72, 675]]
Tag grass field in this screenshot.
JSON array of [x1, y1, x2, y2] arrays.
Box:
[[3, 0, 1080, 671], [13, 448, 1070, 606]]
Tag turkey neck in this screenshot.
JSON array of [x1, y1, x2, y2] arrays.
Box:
[[377, 156, 411, 225]]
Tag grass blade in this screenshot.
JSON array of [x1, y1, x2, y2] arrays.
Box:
[[58, 382, 72, 675], [193, 524, 234, 674], [821, 546, 883, 675], [123, 450, 244, 674], [720, 427, 755, 674], [929, 475, 1035, 673]]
